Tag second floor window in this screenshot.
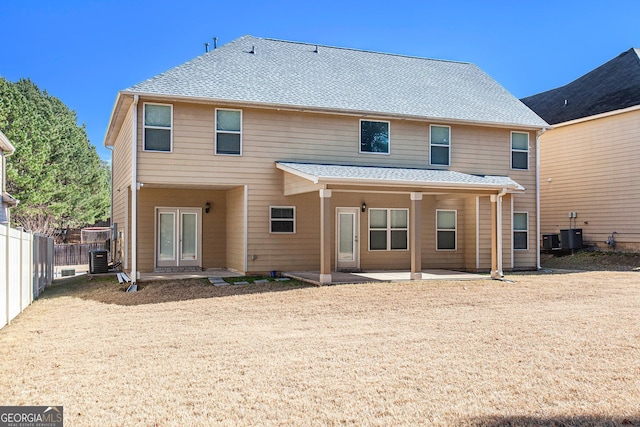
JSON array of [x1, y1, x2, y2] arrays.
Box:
[[144, 103, 172, 152], [511, 132, 529, 170], [216, 109, 242, 155], [360, 120, 389, 154], [430, 125, 450, 166]]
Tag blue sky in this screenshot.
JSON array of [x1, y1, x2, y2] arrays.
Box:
[[1, 0, 638, 162]]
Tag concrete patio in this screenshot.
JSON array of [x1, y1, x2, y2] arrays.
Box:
[[284, 270, 489, 285]]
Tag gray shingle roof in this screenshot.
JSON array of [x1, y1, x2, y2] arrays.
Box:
[[125, 35, 546, 128], [521, 48, 640, 124], [276, 162, 524, 191]]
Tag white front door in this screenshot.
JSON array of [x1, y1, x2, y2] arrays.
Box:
[[156, 207, 201, 268], [336, 207, 359, 270]]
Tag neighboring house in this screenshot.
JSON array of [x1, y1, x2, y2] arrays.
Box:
[[0, 129, 18, 223], [104, 35, 547, 284], [522, 48, 640, 251]]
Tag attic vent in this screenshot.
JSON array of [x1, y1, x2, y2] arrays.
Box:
[[314, 45, 318, 53], [250, 45, 255, 54], [564, 99, 568, 106]]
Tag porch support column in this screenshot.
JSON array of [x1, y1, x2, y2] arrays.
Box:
[[490, 191, 505, 279], [410, 192, 422, 280], [319, 189, 332, 284]]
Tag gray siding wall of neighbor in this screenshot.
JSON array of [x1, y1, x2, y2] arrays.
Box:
[[123, 98, 537, 273], [540, 110, 640, 250]]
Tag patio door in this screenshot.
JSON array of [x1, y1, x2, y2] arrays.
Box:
[[156, 207, 201, 268], [336, 207, 360, 270]]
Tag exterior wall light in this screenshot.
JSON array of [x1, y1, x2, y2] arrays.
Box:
[[361, 203, 366, 213], [205, 202, 210, 214]]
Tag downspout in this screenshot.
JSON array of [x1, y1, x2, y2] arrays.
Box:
[[131, 95, 139, 283], [536, 128, 547, 270], [106, 145, 114, 261], [496, 187, 507, 278]]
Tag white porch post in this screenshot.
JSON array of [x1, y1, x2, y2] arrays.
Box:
[[490, 191, 505, 279], [319, 189, 332, 284], [410, 192, 422, 280]]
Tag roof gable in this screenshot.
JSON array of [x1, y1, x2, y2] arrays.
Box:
[[521, 48, 640, 125], [123, 35, 546, 128]]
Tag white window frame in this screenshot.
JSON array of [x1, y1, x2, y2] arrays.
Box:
[[368, 208, 409, 251], [215, 108, 243, 156], [269, 206, 296, 234], [511, 131, 529, 170], [429, 124, 451, 166], [359, 119, 391, 155], [143, 102, 173, 152], [513, 211, 529, 250], [436, 209, 457, 251]]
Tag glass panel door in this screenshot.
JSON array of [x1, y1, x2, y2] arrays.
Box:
[[181, 212, 197, 261], [338, 212, 355, 262], [157, 211, 176, 266], [336, 207, 359, 270], [157, 208, 201, 268]]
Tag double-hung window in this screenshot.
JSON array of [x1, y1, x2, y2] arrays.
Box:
[[436, 210, 457, 250], [360, 120, 390, 154], [270, 207, 295, 233], [513, 212, 529, 250], [430, 125, 450, 166], [144, 103, 172, 152], [369, 209, 408, 251], [511, 132, 529, 170], [216, 109, 242, 155]]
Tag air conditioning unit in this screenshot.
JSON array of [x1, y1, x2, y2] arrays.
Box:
[[560, 229, 583, 250], [89, 250, 109, 274], [542, 234, 560, 250]]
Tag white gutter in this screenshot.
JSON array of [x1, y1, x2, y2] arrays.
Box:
[[550, 104, 640, 128], [131, 95, 139, 283], [106, 144, 114, 260], [536, 128, 547, 270]]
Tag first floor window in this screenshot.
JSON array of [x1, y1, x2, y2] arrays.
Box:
[[216, 109, 242, 155], [360, 120, 390, 154], [144, 103, 172, 152], [513, 212, 528, 250], [270, 206, 295, 233], [436, 210, 456, 250], [369, 209, 408, 250], [511, 131, 529, 170], [430, 125, 450, 166]]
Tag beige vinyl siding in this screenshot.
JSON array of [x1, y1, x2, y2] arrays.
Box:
[[123, 98, 538, 272], [111, 104, 133, 270], [225, 186, 245, 273], [540, 110, 640, 249], [137, 189, 228, 273]]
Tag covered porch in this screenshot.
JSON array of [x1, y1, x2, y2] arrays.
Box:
[[277, 162, 525, 285]]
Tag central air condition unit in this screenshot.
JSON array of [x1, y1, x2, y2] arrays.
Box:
[[542, 234, 561, 250], [560, 229, 583, 250], [89, 250, 109, 274]]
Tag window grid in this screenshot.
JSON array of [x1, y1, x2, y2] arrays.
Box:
[[436, 209, 457, 251], [513, 212, 529, 250], [270, 206, 296, 234], [430, 124, 451, 166], [215, 108, 242, 156], [511, 131, 529, 170], [368, 208, 408, 251], [143, 103, 173, 152]]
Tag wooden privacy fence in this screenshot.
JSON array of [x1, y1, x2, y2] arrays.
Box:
[[1, 223, 54, 330], [54, 242, 107, 266]]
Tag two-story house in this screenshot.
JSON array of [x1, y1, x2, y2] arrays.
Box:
[[0, 129, 17, 224], [104, 35, 548, 284], [522, 48, 640, 251]]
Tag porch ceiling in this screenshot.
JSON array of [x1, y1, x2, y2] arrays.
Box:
[[277, 162, 524, 195]]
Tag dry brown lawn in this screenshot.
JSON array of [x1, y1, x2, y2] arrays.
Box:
[[1, 272, 639, 426]]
